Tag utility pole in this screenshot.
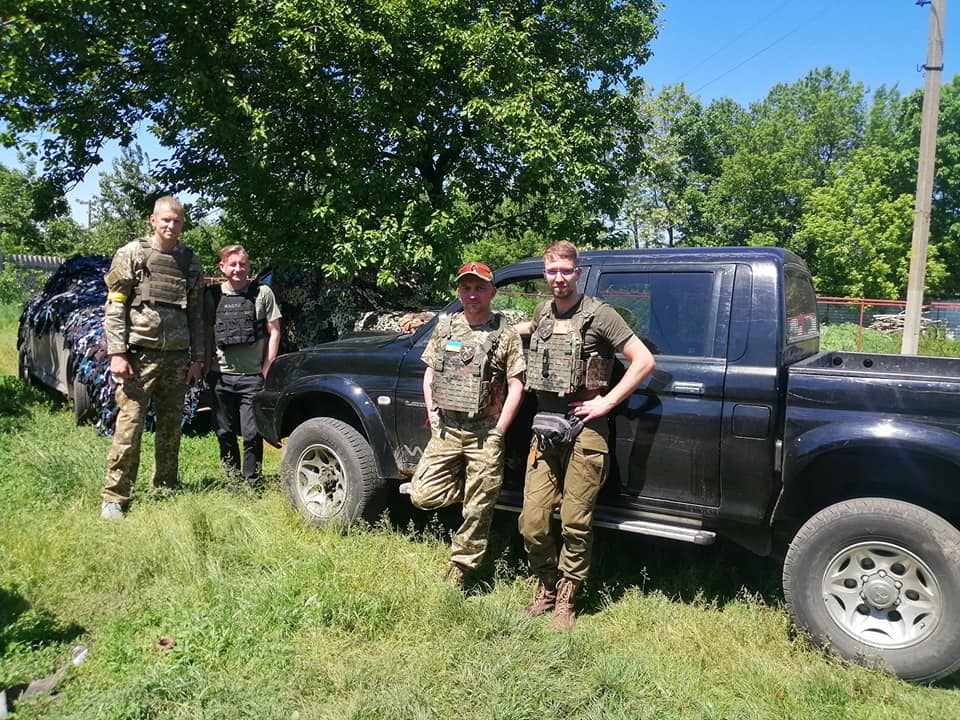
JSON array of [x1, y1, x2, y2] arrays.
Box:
[[75, 198, 95, 228], [902, 0, 947, 355]]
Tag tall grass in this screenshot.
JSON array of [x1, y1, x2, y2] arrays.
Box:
[[820, 322, 960, 356], [1, 305, 956, 718]]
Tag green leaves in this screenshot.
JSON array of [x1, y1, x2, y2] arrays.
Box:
[[620, 70, 960, 299], [0, 0, 659, 294]]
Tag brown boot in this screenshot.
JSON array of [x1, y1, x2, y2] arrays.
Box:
[[548, 578, 578, 632], [522, 577, 558, 617], [443, 562, 468, 588]]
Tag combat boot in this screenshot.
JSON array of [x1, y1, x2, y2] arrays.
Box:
[[548, 578, 578, 632], [443, 562, 468, 588], [522, 576, 558, 617]]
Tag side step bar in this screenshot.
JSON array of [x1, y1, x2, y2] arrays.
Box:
[[590, 513, 716, 545], [494, 502, 716, 546]]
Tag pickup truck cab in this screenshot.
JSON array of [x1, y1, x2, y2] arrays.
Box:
[[254, 247, 960, 682]]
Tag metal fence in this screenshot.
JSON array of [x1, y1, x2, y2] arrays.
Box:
[[0, 253, 66, 272], [817, 296, 960, 338]]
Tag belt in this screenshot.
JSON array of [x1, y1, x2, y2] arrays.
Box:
[[128, 345, 187, 354]]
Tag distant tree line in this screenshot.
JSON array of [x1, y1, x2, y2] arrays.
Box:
[[624, 68, 960, 300]]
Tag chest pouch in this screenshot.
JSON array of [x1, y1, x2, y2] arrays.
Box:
[[584, 354, 614, 391]]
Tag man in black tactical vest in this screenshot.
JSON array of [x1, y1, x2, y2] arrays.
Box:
[[100, 196, 206, 519], [204, 245, 282, 486], [409, 261, 526, 588], [516, 241, 656, 630]]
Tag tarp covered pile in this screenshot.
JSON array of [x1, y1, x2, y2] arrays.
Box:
[[269, 263, 437, 352], [19, 255, 204, 435]]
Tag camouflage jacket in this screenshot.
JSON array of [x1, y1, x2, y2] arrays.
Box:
[[103, 237, 205, 360]]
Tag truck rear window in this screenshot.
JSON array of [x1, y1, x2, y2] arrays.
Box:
[[784, 264, 819, 342]]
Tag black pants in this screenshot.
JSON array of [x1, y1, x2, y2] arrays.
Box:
[[209, 372, 264, 484]]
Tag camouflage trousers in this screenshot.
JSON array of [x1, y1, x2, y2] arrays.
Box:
[[519, 420, 609, 583], [102, 348, 189, 503], [410, 416, 505, 570]]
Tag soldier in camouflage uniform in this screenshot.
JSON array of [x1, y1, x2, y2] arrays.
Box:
[[99, 196, 206, 519], [516, 241, 656, 631], [410, 262, 526, 587]]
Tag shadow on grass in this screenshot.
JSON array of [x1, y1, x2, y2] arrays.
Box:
[[0, 585, 87, 656], [384, 491, 782, 608], [0, 585, 88, 713], [0, 376, 56, 434]]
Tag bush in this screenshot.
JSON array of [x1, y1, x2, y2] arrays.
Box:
[[0, 266, 33, 306]]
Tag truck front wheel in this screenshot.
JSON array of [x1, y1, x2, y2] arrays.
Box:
[[281, 417, 386, 528], [783, 498, 960, 682]]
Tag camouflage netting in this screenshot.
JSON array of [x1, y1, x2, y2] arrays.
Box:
[[18, 255, 204, 435], [269, 263, 439, 351]]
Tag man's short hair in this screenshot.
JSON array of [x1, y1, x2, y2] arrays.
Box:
[[153, 195, 185, 216], [218, 244, 249, 262], [544, 240, 579, 264]]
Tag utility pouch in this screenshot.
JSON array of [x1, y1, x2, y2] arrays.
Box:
[[531, 411, 584, 450]]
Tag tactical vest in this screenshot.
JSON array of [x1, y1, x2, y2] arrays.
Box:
[[210, 281, 266, 347], [430, 314, 506, 416], [131, 238, 195, 309], [526, 296, 614, 397]]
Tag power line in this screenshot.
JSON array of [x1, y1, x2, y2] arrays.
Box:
[[691, 1, 833, 96], [673, 0, 796, 83]]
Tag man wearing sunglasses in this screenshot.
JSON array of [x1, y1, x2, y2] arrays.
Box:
[[517, 241, 656, 630]]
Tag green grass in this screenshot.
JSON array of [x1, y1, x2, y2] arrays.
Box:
[[1, 304, 957, 718]]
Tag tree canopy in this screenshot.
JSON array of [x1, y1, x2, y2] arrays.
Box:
[[623, 70, 960, 299], [1, 0, 658, 291]]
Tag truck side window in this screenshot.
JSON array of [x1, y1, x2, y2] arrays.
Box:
[[491, 277, 552, 325], [597, 272, 716, 357]]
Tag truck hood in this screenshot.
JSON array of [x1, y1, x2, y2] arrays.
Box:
[[302, 331, 406, 351]]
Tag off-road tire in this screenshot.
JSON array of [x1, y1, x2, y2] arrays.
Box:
[[783, 498, 960, 682], [72, 374, 93, 424], [18, 347, 34, 386], [281, 417, 386, 528]]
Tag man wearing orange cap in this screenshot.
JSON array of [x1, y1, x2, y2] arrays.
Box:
[[410, 261, 526, 587]]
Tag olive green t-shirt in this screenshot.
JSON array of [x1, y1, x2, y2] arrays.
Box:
[[205, 282, 282, 375]]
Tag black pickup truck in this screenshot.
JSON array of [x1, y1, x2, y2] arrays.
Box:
[[253, 247, 960, 682]]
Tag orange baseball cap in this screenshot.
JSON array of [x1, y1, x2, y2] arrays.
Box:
[[455, 261, 494, 283]]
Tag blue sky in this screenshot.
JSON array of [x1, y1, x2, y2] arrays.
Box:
[[645, 0, 952, 105], [0, 0, 952, 223]]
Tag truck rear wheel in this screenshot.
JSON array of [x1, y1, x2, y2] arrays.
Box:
[[18, 348, 34, 386], [783, 498, 960, 682], [281, 417, 386, 528], [72, 375, 93, 424]]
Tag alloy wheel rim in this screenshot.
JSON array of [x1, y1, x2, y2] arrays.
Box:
[[820, 540, 942, 649], [296, 444, 347, 519]]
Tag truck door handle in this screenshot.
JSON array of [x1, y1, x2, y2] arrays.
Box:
[[670, 382, 704, 397]]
